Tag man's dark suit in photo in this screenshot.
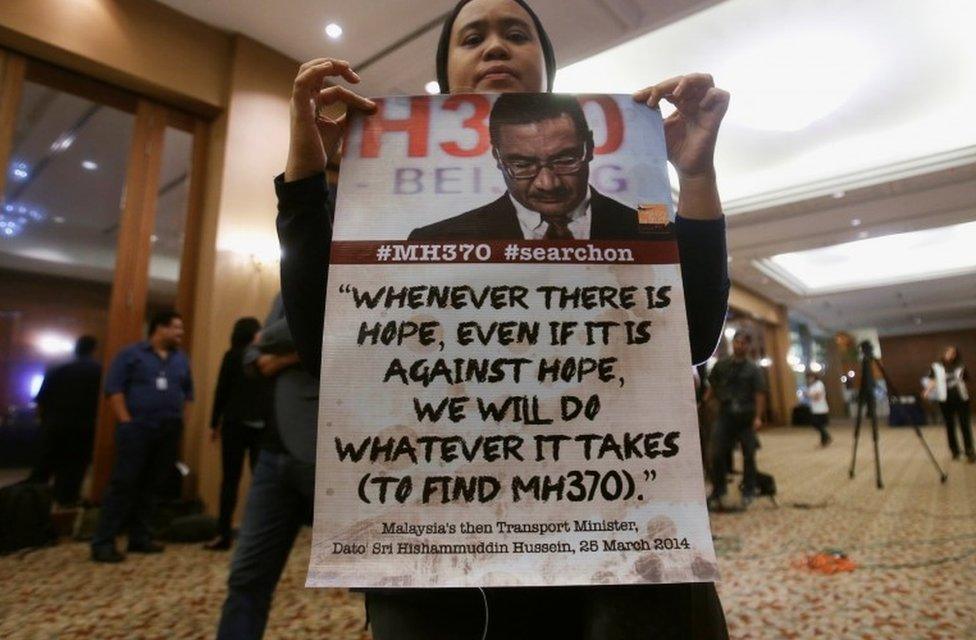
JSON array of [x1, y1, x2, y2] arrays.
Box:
[[409, 187, 638, 240]]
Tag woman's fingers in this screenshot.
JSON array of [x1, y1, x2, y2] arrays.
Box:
[[294, 59, 361, 94], [634, 73, 717, 109], [700, 87, 730, 114], [315, 85, 378, 114], [634, 76, 682, 108]]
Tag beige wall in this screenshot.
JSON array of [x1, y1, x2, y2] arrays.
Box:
[[0, 0, 232, 113], [187, 35, 296, 518]]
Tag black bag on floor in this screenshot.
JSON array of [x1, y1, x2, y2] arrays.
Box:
[[756, 471, 777, 504], [0, 482, 57, 554]]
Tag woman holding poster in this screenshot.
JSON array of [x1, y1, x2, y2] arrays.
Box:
[[240, 0, 732, 638]]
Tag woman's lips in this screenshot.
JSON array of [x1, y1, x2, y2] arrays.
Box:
[[478, 66, 518, 83]]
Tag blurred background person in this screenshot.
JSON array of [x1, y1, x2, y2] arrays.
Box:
[[27, 335, 102, 507], [90, 311, 193, 563], [706, 331, 766, 510], [926, 346, 973, 462], [804, 371, 832, 447], [205, 317, 269, 551]]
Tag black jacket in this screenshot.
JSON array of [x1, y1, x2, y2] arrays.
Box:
[[210, 347, 270, 429]]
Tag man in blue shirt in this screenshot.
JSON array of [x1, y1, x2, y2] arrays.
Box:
[[91, 311, 194, 563]]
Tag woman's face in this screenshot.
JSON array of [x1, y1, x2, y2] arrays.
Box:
[[944, 346, 957, 362], [447, 0, 546, 94]]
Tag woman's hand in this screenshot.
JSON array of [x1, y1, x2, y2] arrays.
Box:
[[286, 58, 378, 182], [634, 74, 729, 220], [634, 73, 730, 179]]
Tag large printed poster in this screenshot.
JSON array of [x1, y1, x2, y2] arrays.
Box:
[[307, 93, 717, 588]]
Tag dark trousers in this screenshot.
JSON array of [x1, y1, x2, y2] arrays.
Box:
[[811, 413, 830, 445], [29, 420, 94, 505], [366, 582, 728, 640], [940, 396, 974, 456], [91, 419, 181, 550], [216, 450, 314, 640], [709, 411, 758, 497], [216, 422, 263, 539]]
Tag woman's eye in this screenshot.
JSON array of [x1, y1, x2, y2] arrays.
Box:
[[462, 34, 483, 46], [508, 30, 530, 42]]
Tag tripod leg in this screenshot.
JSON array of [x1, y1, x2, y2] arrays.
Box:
[[869, 399, 883, 489], [849, 398, 865, 479], [912, 424, 949, 483]]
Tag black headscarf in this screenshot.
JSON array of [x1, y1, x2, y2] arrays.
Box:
[[436, 0, 556, 94]]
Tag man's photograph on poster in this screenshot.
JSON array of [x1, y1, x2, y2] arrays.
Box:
[[332, 92, 673, 242], [409, 93, 645, 241]]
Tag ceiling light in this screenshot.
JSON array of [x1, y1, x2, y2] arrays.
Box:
[[715, 32, 881, 132], [832, 191, 846, 199], [810, 362, 823, 373], [50, 134, 75, 153], [756, 221, 976, 295], [858, 231, 869, 239], [425, 81, 440, 95], [325, 23, 343, 39], [53, 216, 65, 224], [81, 160, 98, 171], [851, 218, 861, 227], [151, 234, 159, 243], [848, 370, 856, 378], [758, 357, 772, 367], [9, 161, 29, 181]]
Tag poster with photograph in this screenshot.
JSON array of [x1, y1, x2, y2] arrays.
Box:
[[307, 93, 717, 588]]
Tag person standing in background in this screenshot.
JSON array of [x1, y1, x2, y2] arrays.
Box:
[[706, 331, 766, 510], [90, 311, 193, 563], [28, 335, 102, 506], [205, 317, 269, 551], [926, 346, 973, 462], [805, 371, 832, 447]]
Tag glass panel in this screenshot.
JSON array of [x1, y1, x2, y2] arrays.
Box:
[[0, 80, 134, 483], [147, 125, 193, 317]]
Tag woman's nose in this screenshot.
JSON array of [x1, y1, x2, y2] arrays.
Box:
[[482, 33, 511, 60]]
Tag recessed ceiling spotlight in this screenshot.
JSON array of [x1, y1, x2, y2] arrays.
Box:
[[325, 23, 343, 39], [424, 81, 440, 95], [81, 160, 98, 171], [150, 234, 159, 243], [832, 191, 846, 199], [858, 231, 869, 239], [10, 161, 29, 181], [851, 218, 861, 227], [49, 134, 75, 153], [53, 216, 65, 224]]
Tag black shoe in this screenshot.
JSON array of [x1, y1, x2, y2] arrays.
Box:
[[127, 541, 164, 554], [91, 546, 125, 563], [821, 435, 833, 447], [967, 452, 976, 464], [204, 536, 232, 551], [952, 452, 961, 460]]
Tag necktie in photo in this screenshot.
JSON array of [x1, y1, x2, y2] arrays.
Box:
[[541, 214, 574, 239]]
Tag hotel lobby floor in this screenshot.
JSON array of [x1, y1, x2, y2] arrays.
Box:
[[1, 422, 974, 639]]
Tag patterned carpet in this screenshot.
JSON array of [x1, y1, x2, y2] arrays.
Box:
[[1, 422, 974, 639]]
